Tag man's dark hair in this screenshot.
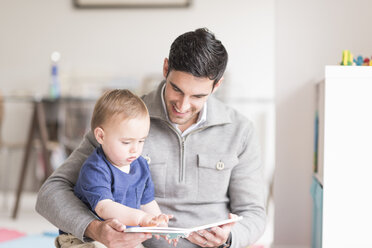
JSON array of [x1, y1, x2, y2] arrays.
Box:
[[167, 28, 228, 87]]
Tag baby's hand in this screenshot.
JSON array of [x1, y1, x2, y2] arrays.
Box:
[[150, 214, 178, 246], [140, 214, 177, 246], [156, 213, 173, 227], [139, 213, 173, 227]]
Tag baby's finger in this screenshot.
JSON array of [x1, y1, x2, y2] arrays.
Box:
[[148, 219, 158, 226], [172, 238, 179, 247], [160, 235, 168, 240], [158, 214, 171, 223]]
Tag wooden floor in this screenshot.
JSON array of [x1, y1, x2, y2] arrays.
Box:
[[0, 192, 56, 235]]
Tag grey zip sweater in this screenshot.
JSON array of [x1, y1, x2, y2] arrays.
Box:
[[36, 82, 266, 248]]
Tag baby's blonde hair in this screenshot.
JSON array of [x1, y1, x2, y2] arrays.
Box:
[[91, 89, 148, 131]]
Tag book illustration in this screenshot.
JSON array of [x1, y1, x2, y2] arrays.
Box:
[[124, 216, 243, 239]]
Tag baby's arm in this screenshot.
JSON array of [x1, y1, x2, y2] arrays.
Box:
[[141, 200, 172, 227], [141, 200, 161, 216], [95, 199, 168, 227]]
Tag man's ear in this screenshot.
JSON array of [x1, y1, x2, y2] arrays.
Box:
[[163, 58, 169, 78], [94, 127, 105, 145], [212, 77, 224, 94]]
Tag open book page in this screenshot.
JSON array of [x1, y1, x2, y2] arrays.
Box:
[[124, 216, 243, 239]]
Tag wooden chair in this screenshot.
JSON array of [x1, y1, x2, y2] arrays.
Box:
[[11, 97, 94, 218], [11, 99, 54, 218], [0, 92, 3, 142]]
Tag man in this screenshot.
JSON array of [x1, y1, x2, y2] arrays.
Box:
[[36, 28, 266, 248]]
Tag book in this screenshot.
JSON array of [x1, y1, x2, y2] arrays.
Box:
[[124, 216, 243, 239]]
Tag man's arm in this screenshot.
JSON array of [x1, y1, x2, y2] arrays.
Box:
[[36, 131, 98, 240], [228, 123, 266, 247], [187, 122, 266, 247]]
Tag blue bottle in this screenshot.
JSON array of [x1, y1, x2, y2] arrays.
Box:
[[50, 51, 61, 99]]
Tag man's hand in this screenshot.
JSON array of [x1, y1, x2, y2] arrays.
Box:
[[85, 219, 152, 248], [186, 213, 237, 247]]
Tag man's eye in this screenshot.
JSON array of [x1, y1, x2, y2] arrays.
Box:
[[173, 86, 181, 92], [122, 142, 130, 145]]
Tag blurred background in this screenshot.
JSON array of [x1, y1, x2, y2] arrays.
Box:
[[0, 1, 275, 247], [1, 0, 372, 247]]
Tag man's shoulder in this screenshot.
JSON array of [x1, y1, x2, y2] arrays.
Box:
[[141, 83, 165, 119], [208, 96, 253, 127], [141, 82, 163, 103]]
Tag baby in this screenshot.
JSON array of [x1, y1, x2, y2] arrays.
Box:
[[74, 89, 172, 233]]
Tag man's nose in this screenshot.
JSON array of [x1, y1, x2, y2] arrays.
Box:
[[178, 96, 190, 112]]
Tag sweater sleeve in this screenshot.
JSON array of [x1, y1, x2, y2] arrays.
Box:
[[35, 131, 99, 241], [229, 123, 267, 247]]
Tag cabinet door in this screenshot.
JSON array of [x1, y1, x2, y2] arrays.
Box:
[[322, 66, 372, 247]]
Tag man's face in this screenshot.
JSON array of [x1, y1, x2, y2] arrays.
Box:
[[163, 59, 221, 131]]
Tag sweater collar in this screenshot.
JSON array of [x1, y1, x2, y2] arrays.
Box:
[[143, 81, 232, 127]]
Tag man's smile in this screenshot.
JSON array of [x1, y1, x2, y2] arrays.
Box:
[[172, 104, 189, 115]]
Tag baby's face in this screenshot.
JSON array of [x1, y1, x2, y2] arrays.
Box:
[[101, 115, 150, 167]]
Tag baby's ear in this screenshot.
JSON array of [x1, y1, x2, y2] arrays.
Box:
[[94, 127, 105, 144]]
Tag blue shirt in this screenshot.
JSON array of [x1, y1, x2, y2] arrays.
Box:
[[74, 146, 155, 217]]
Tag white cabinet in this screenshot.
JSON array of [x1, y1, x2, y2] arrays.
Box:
[[315, 66, 372, 247]]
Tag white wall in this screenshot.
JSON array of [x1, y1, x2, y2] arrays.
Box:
[[0, 0, 274, 98], [0, 0, 274, 140], [274, 0, 372, 247]]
